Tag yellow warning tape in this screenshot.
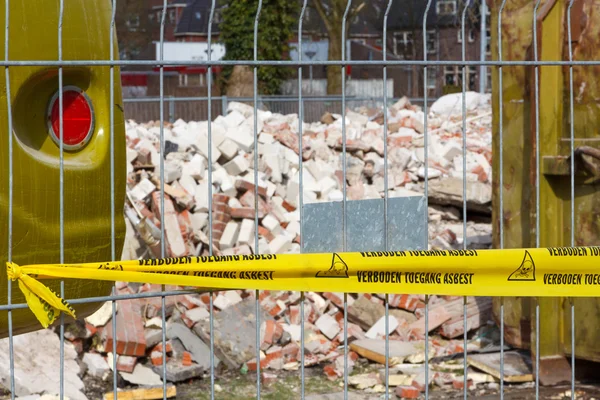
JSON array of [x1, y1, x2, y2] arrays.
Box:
[[6, 246, 600, 328]]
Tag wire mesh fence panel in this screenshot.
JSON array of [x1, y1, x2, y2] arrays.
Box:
[[1, 0, 598, 400]]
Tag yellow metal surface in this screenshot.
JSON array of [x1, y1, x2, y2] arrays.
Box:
[[491, 0, 600, 364], [0, 0, 126, 337]]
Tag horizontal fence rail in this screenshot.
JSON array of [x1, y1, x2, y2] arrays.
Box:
[[1, 0, 595, 400]]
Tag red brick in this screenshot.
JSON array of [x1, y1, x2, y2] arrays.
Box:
[[282, 343, 299, 362], [261, 372, 278, 385], [212, 194, 230, 205], [289, 305, 301, 324], [239, 191, 270, 215], [116, 355, 137, 373], [213, 211, 231, 223], [323, 364, 338, 381], [281, 199, 296, 212], [247, 356, 268, 371], [452, 378, 474, 390], [258, 226, 275, 242], [235, 179, 268, 198], [395, 385, 420, 399], [261, 320, 278, 349], [151, 351, 166, 366], [230, 206, 266, 219], [323, 292, 344, 308], [182, 351, 193, 367], [104, 298, 146, 356], [273, 322, 284, 343], [389, 294, 423, 312], [153, 341, 173, 354]]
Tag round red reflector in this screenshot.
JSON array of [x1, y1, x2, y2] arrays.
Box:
[[47, 86, 94, 150]]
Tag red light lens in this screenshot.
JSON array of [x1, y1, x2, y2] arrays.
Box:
[[49, 89, 93, 149]]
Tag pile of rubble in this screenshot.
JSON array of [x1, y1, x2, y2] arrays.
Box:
[[0, 92, 499, 400], [123, 91, 493, 262]]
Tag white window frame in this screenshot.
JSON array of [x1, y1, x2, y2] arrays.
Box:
[[169, 9, 176, 24], [126, 15, 140, 32], [436, 0, 457, 16], [393, 31, 413, 56], [426, 30, 436, 55], [457, 29, 475, 44], [427, 68, 437, 90]]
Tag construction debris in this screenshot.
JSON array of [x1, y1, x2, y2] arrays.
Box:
[[40, 93, 499, 397]]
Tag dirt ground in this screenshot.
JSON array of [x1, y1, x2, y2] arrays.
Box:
[[75, 368, 600, 400]]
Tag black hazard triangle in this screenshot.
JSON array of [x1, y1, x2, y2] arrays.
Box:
[[507, 250, 536, 281], [315, 253, 349, 278]]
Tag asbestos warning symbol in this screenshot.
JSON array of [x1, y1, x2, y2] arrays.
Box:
[[315, 253, 349, 278], [507, 250, 536, 281]]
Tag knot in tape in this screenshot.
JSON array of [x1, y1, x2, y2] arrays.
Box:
[[6, 262, 22, 281]]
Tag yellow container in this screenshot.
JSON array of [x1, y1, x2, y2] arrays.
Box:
[[490, 0, 600, 383], [0, 0, 126, 337]]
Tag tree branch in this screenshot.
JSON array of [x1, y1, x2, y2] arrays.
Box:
[[311, 0, 333, 33]]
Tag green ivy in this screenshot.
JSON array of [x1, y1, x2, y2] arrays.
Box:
[[219, 0, 298, 95]]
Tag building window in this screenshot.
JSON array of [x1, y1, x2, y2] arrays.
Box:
[[486, 28, 491, 55], [148, 13, 155, 22], [126, 15, 140, 32], [375, 38, 383, 47], [393, 31, 413, 57], [457, 29, 475, 43], [169, 9, 176, 24], [427, 68, 437, 91], [214, 9, 223, 24], [195, 12, 201, 20], [436, 0, 457, 16], [486, 68, 492, 92], [444, 66, 477, 90], [426, 30, 436, 54]]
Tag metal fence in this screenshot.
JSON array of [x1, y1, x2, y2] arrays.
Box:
[[1, 0, 596, 400]]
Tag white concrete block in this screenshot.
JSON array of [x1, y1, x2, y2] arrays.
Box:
[[328, 189, 344, 202], [191, 212, 208, 232], [318, 176, 338, 198], [226, 123, 254, 153], [266, 180, 277, 198], [219, 221, 240, 250], [268, 235, 292, 254], [217, 138, 239, 161], [238, 219, 255, 246], [194, 181, 209, 212], [365, 316, 399, 339], [126, 147, 138, 165], [185, 154, 205, 181], [263, 154, 282, 183], [223, 110, 246, 129], [262, 214, 281, 234], [223, 155, 250, 176], [441, 141, 462, 162], [228, 197, 242, 208], [179, 174, 198, 197], [82, 352, 109, 379], [197, 134, 222, 162], [315, 314, 341, 340], [258, 132, 275, 144], [285, 220, 300, 237], [129, 178, 156, 201]]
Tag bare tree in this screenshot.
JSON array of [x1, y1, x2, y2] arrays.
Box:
[[311, 0, 366, 95]]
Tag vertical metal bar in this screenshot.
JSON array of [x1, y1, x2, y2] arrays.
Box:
[[479, 0, 487, 93], [158, 2, 168, 399], [383, 2, 393, 397], [4, 1, 15, 398], [460, 2, 471, 399], [566, 1, 576, 398], [532, 1, 542, 398], [207, 1, 216, 399], [497, 0, 507, 398], [298, 1, 308, 397], [109, 2, 118, 397], [422, 2, 433, 398], [57, 0, 65, 397], [341, 3, 352, 399], [253, 2, 263, 398]]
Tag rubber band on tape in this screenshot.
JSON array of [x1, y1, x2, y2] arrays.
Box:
[[6, 246, 600, 328]]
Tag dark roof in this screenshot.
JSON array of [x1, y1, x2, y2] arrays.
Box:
[[388, 0, 481, 30], [175, 0, 220, 36], [174, 0, 481, 38]]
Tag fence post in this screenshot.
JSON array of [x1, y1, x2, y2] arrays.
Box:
[[221, 95, 228, 116], [168, 96, 175, 123]]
